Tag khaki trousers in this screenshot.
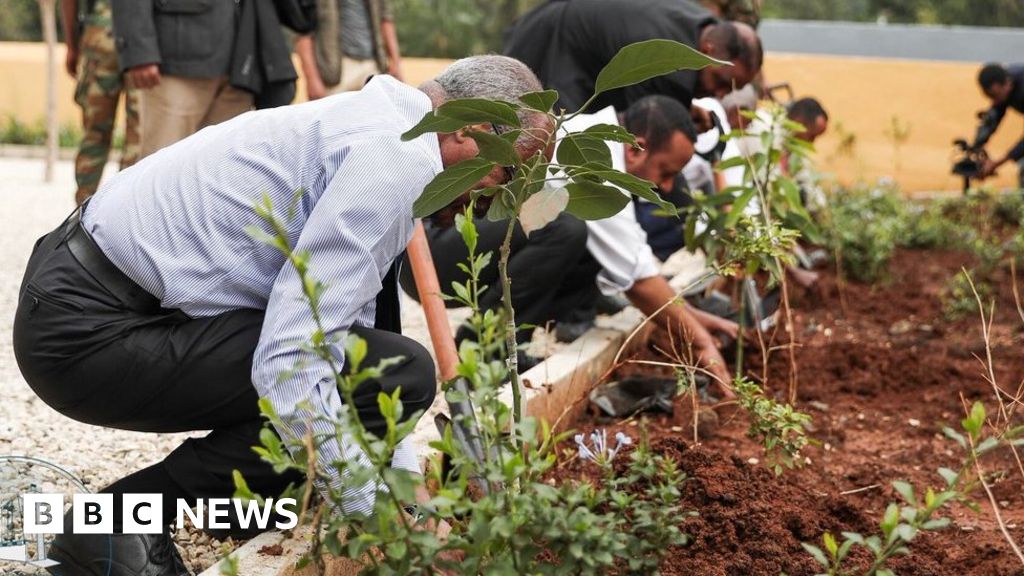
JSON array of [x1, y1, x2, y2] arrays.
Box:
[[139, 76, 253, 158], [327, 57, 382, 95]]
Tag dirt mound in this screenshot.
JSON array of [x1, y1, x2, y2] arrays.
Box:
[[567, 248, 1024, 575]]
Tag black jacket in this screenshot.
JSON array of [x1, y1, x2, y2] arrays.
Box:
[[976, 64, 1024, 161], [231, 0, 298, 109], [504, 0, 716, 112], [112, 0, 238, 77]]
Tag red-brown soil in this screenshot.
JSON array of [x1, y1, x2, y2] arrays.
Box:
[[561, 248, 1024, 576]]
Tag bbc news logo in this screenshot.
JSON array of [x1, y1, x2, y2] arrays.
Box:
[[21, 494, 298, 534]]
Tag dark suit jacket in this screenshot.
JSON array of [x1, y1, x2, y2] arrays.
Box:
[[112, 0, 238, 77], [504, 0, 716, 112]]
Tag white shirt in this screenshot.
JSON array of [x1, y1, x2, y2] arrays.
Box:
[[85, 76, 442, 515], [557, 107, 661, 294]]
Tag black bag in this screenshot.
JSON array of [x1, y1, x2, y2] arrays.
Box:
[[274, 0, 317, 34]]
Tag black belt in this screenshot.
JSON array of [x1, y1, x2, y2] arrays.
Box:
[[63, 207, 157, 312]]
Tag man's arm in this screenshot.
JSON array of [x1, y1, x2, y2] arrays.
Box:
[[379, 20, 402, 80], [252, 137, 437, 515], [60, 0, 79, 77], [377, 0, 402, 79], [625, 275, 734, 396], [110, 0, 161, 88], [294, 35, 327, 100]]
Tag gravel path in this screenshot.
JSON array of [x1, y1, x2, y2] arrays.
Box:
[[0, 157, 474, 573]]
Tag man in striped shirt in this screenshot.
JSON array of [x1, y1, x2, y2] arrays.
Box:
[[13, 55, 549, 575]]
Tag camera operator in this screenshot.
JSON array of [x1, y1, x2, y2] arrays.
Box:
[[975, 63, 1024, 187]]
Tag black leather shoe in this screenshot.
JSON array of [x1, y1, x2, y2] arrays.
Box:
[[47, 530, 190, 576]]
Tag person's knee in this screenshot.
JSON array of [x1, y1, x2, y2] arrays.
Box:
[[374, 332, 438, 416], [388, 336, 437, 418]]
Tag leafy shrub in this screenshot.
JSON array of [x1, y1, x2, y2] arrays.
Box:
[[734, 377, 814, 475], [823, 184, 907, 283]]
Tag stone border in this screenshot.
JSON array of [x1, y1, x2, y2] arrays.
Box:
[[198, 304, 649, 576]]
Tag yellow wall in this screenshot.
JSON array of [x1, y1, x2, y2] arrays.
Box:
[[1, 41, 1018, 192], [765, 53, 1019, 192]]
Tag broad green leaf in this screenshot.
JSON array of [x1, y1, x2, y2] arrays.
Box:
[[976, 437, 999, 455], [892, 481, 917, 506], [518, 184, 569, 235], [586, 169, 676, 214], [594, 39, 729, 96], [725, 188, 757, 227], [565, 181, 630, 220], [801, 543, 828, 567], [557, 133, 613, 168], [401, 112, 475, 141], [486, 188, 518, 222], [823, 532, 838, 556], [941, 426, 967, 449], [717, 156, 749, 171], [466, 130, 519, 165], [895, 524, 918, 542], [438, 98, 521, 127], [962, 401, 986, 437], [582, 123, 639, 146], [881, 503, 900, 533], [937, 467, 959, 487], [413, 158, 496, 217], [922, 517, 951, 530], [519, 90, 559, 113]]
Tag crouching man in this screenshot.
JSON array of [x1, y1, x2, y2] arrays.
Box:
[[13, 55, 550, 575], [402, 94, 738, 394]]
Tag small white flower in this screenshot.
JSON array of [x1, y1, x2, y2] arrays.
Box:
[[576, 429, 633, 464]]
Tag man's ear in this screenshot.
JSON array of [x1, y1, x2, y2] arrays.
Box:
[[625, 136, 648, 167]]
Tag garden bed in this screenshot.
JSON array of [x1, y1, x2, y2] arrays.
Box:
[[563, 247, 1024, 575]]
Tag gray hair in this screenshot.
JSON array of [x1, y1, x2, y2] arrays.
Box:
[[433, 55, 549, 144], [435, 55, 543, 105]]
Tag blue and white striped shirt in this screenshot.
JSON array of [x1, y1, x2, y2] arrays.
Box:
[[83, 76, 442, 514]]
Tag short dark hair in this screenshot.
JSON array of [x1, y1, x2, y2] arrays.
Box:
[[705, 21, 761, 71], [787, 97, 828, 124], [979, 63, 1009, 90], [622, 95, 697, 152]]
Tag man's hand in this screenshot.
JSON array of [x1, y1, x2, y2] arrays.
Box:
[[387, 61, 403, 82], [696, 338, 734, 398], [691, 105, 713, 133], [65, 46, 79, 77], [127, 63, 161, 89], [979, 157, 1002, 178], [306, 72, 327, 100]]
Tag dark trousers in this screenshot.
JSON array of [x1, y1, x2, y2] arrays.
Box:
[[12, 218, 435, 533], [399, 213, 601, 344]]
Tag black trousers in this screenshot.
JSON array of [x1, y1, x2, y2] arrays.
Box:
[[13, 218, 435, 533], [399, 213, 602, 344]]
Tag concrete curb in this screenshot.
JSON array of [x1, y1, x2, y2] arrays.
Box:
[[197, 305, 649, 576]]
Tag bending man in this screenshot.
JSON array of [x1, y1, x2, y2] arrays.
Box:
[[14, 56, 549, 575]]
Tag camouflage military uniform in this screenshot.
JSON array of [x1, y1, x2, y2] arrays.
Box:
[[74, 0, 140, 204], [703, 0, 760, 28]]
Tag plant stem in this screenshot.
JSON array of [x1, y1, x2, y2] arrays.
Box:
[[499, 217, 524, 444], [735, 278, 746, 378]]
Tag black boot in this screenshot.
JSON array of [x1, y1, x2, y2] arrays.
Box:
[[47, 530, 190, 576]]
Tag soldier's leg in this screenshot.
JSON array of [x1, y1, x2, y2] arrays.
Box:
[[73, 25, 121, 204], [120, 84, 141, 169]]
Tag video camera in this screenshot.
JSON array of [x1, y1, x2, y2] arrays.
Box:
[[951, 108, 999, 193]]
